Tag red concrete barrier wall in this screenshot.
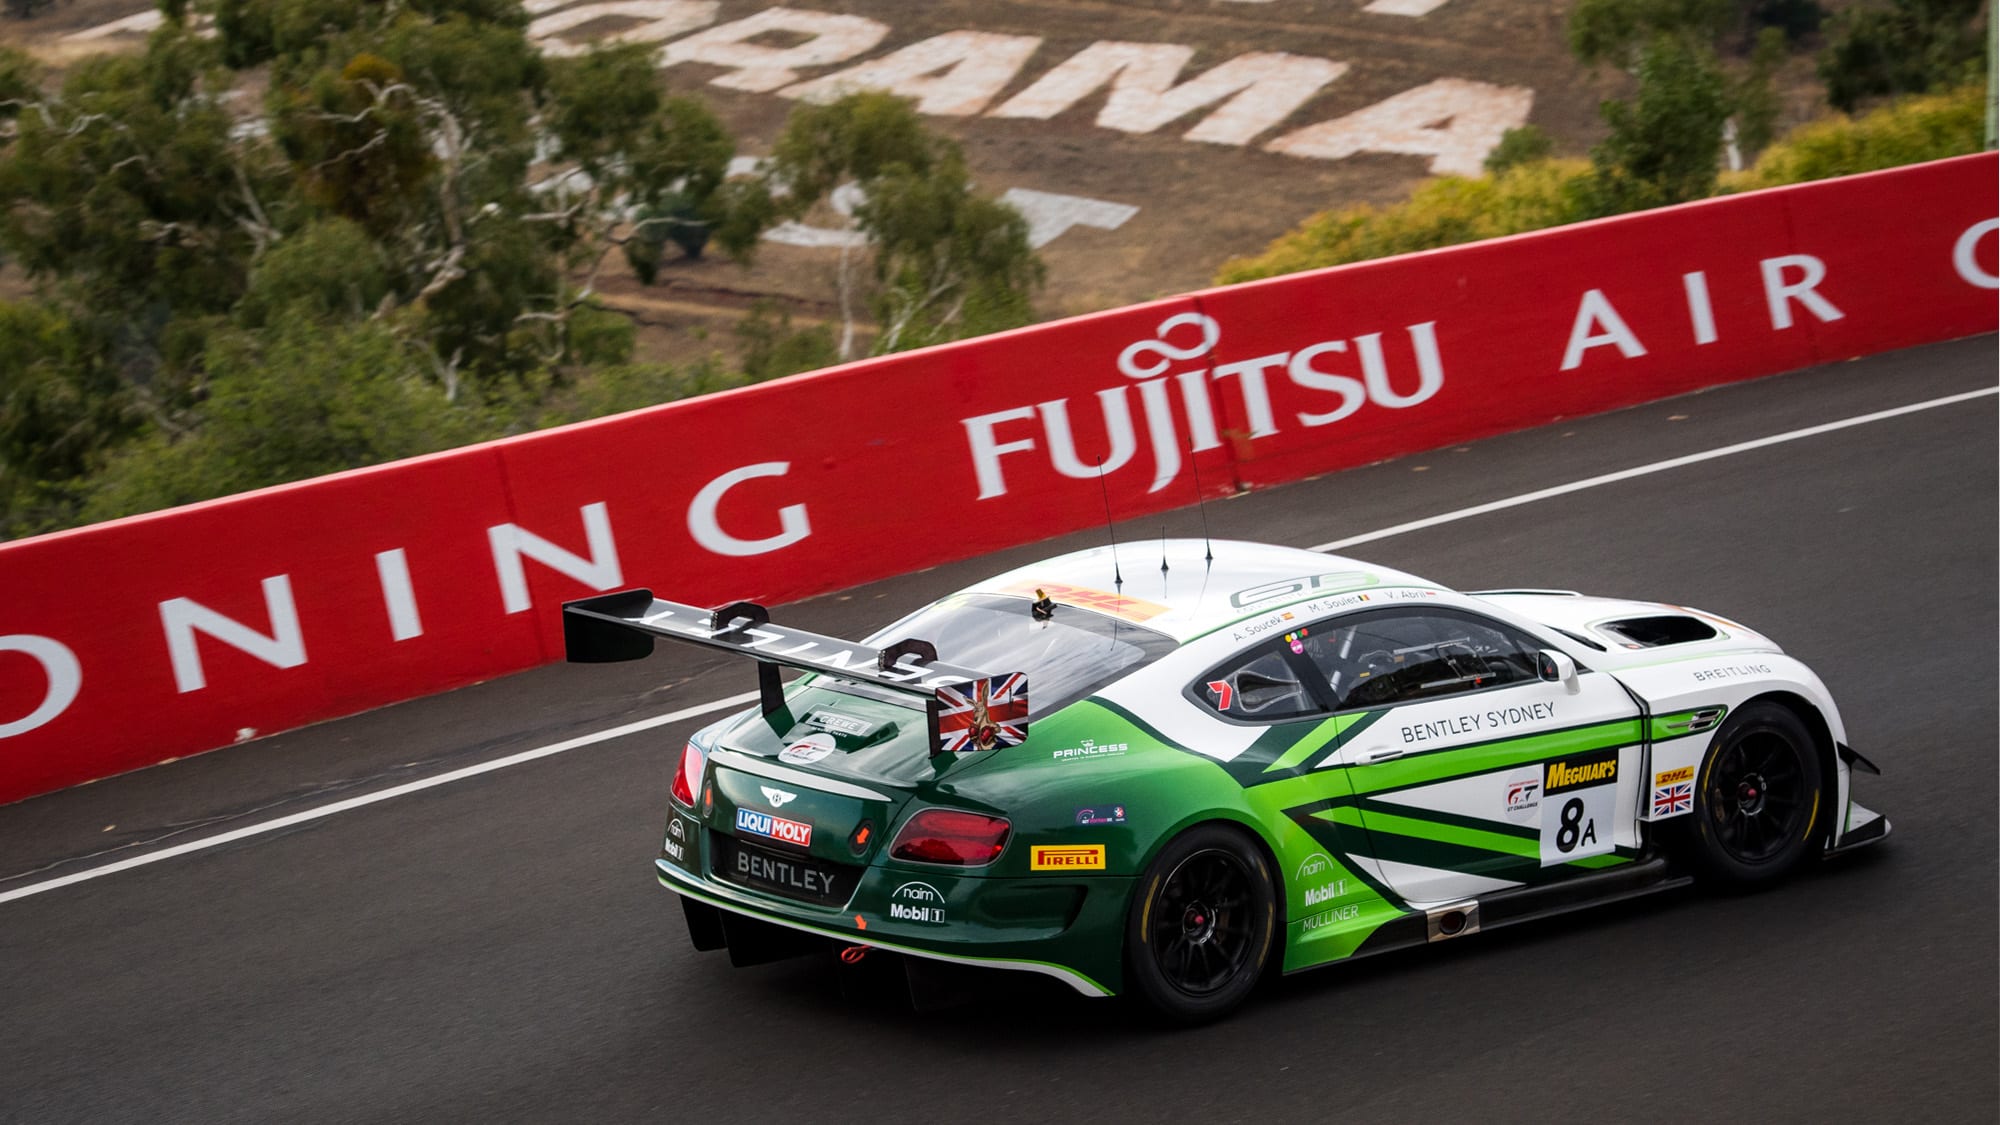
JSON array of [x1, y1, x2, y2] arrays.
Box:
[[1, 153, 1992, 804]]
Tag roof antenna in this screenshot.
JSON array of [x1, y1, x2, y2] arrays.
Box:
[[1186, 433, 1214, 564], [1160, 526, 1170, 574], [1096, 456, 1123, 590]]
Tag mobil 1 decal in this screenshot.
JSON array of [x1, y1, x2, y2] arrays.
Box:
[[1539, 748, 1618, 866]]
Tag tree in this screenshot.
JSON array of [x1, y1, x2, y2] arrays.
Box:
[[1567, 0, 1806, 209], [1818, 0, 1987, 113], [540, 43, 771, 288], [765, 92, 1043, 359], [77, 316, 502, 523], [0, 3, 781, 534], [1578, 34, 1735, 215]]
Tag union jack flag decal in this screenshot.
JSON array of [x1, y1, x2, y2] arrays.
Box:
[[1652, 781, 1694, 817], [934, 673, 1029, 754]]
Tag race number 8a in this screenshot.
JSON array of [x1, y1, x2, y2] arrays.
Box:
[[1539, 753, 1618, 867]]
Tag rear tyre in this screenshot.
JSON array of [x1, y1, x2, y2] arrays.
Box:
[[1684, 702, 1824, 886], [1123, 824, 1277, 1025]]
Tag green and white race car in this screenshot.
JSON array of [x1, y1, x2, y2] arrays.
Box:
[[563, 540, 1888, 1023]]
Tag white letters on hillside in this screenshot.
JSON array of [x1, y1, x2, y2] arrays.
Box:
[[528, 0, 717, 57], [989, 43, 1347, 146], [783, 30, 1043, 116], [1264, 78, 1534, 176], [65, 4, 1533, 172], [658, 8, 891, 92]]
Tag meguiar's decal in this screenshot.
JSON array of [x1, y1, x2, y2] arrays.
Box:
[[1540, 748, 1619, 866]]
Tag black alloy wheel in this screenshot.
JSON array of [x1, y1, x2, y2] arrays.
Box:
[[1125, 824, 1276, 1024], [1684, 701, 1824, 886]]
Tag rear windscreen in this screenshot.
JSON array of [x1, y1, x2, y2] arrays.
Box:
[[864, 594, 1177, 718]]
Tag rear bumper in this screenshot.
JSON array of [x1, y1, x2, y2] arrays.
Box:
[[655, 857, 1129, 996]]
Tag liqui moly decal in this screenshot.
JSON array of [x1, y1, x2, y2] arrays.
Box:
[[736, 807, 814, 847], [962, 312, 1445, 498]]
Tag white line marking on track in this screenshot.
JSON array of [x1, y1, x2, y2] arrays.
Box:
[[1310, 386, 1998, 552], [5, 384, 1993, 906], [0, 692, 759, 906]]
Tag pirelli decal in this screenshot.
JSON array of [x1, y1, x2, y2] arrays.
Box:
[[1544, 748, 1619, 794], [1031, 844, 1107, 871]]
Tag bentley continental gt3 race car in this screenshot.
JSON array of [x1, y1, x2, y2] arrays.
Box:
[[563, 540, 1888, 1023]]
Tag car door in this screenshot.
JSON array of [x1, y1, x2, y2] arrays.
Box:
[[1296, 606, 1644, 906]]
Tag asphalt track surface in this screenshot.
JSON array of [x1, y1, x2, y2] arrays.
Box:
[[2, 336, 1994, 1124]]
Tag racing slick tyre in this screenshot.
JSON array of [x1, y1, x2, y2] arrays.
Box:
[[1123, 823, 1277, 1025], [1683, 702, 1824, 887]]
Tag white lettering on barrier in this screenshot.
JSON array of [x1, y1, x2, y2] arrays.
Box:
[[0, 635, 81, 739], [1039, 389, 1138, 479], [1683, 271, 1718, 345], [375, 548, 424, 641], [160, 576, 308, 694], [687, 462, 812, 557], [1760, 254, 1844, 330], [989, 42, 1346, 146], [1954, 218, 1999, 289], [1560, 289, 1647, 371], [488, 501, 624, 614], [783, 30, 1042, 116], [658, 8, 890, 93], [964, 313, 1447, 498]]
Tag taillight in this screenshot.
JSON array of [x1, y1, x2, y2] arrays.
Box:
[[670, 740, 703, 807], [889, 809, 1011, 866]]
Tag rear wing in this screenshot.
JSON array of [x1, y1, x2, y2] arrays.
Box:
[[562, 589, 1028, 756]]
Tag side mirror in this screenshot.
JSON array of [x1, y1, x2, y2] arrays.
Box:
[[1536, 649, 1580, 693]]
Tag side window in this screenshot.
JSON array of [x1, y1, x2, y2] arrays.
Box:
[[1196, 643, 1320, 722], [1299, 609, 1542, 711]]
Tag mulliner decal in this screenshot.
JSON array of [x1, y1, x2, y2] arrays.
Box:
[[888, 882, 948, 925], [1539, 749, 1617, 866], [1030, 844, 1106, 870], [1074, 805, 1128, 826], [780, 733, 837, 765]]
